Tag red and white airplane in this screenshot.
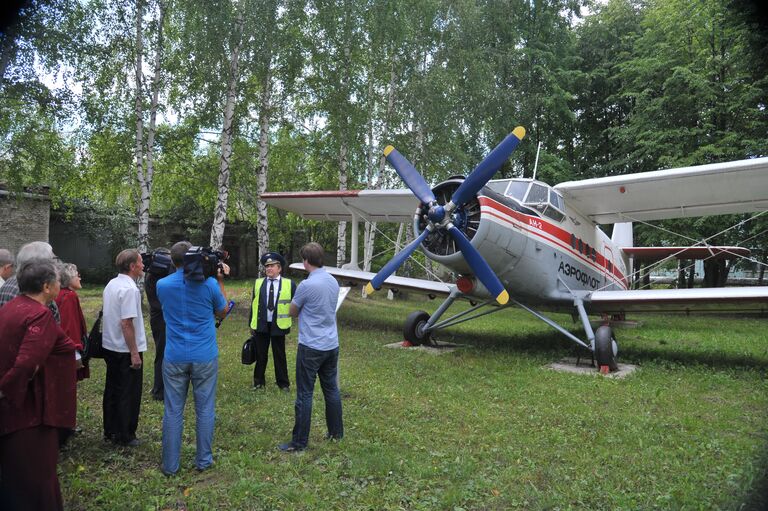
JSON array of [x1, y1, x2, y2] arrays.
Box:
[[263, 127, 768, 372]]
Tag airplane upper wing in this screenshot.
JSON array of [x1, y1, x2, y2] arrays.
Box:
[[289, 263, 453, 296], [554, 157, 768, 224], [588, 286, 768, 314], [261, 190, 416, 222]]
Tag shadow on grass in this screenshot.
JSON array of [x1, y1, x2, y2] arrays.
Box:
[[744, 446, 768, 511], [340, 307, 768, 373], [618, 344, 768, 372]]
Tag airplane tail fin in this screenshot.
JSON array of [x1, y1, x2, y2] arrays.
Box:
[[612, 222, 633, 248]]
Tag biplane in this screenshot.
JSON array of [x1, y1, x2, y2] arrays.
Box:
[[263, 127, 768, 372]]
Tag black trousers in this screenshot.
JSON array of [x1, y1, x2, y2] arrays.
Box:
[[149, 310, 166, 397], [102, 349, 143, 444], [253, 323, 289, 389]]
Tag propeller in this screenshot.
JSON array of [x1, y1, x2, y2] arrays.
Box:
[[383, 146, 435, 205], [368, 127, 526, 305], [447, 126, 526, 213]]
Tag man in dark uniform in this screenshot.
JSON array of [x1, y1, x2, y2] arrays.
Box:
[[248, 252, 296, 391], [144, 248, 174, 401]]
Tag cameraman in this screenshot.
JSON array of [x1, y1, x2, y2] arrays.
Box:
[[144, 248, 174, 401], [156, 241, 229, 475]]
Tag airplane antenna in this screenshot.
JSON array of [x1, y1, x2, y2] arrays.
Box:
[[532, 141, 542, 181]]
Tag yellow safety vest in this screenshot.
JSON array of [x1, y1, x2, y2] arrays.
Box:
[[250, 277, 292, 331]]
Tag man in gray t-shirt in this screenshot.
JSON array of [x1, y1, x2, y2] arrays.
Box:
[[278, 242, 343, 452]]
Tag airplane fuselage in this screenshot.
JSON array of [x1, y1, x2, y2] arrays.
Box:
[[418, 178, 630, 308]]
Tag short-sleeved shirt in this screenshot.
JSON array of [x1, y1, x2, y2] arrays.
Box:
[[156, 271, 227, 363], [102, 273, 147, 353], [291, 267, 339, 351]]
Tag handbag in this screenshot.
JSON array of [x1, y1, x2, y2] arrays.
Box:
[[241, 336, 256, 365], [84, 310, 104, 360]]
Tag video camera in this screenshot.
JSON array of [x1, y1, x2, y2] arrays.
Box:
[[183, 246, 229, 282], [141, 248, 175, 278]]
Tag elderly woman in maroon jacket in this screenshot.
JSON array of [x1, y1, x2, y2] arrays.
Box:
[[55, 262, 90, 381], [0, 258, 77, 511]]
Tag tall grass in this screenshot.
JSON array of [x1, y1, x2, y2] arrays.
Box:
[[60, 281, 768, 510]]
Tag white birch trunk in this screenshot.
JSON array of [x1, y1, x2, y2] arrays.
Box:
[[336, 41, 351, 268], [140, 0, 165, 254], [210, 11, 244, 250], [387, 222, 406, 300], [256, 65, 272, 262], [336, 141, 348, 267], [134, 0, 148, 253], [364, 59, 397, 277]]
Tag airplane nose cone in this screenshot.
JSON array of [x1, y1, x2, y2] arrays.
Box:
[[428, 204, 445, 223]]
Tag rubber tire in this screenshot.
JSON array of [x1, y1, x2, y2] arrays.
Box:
[[594, 325, 619, 372], [403, 310, 433, 346]]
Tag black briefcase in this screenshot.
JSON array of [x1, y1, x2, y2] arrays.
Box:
[[241, 336, 256, 365]]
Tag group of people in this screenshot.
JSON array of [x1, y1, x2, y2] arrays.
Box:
[[0, 240, 344, 510]]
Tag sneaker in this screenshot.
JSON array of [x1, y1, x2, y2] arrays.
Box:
[[253, 384, 265, 390], [279, 386, 290, 393], [117, 438, 141, 447], [325, 433, 343, 441], [277, 442, 304, 452]]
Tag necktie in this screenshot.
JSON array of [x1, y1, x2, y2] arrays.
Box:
[[267, 280, 275, 311]]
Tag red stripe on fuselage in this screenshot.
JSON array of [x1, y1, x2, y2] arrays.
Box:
[[478, 196, 628, 288]]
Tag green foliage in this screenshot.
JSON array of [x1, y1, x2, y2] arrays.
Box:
[[1, 0, 766, 260]]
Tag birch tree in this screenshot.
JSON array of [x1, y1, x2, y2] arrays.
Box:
[[133, 0, 167, 253], [210, 9, 244, 250]]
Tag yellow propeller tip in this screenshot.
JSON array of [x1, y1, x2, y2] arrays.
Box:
[[512, 126, 526, 140], [383, 145, 395, 157], [364, 283, 376, 295], [496, 290, 510, 305]]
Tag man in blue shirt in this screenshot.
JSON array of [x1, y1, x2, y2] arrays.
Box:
[[279, 242, 343, 452], [157, 241, 229, 474]]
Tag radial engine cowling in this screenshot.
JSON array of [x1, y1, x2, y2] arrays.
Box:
[[415, 178, 481, 262]]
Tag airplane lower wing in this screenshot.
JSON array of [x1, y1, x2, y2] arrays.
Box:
[[289, 263, 453, 296], [623, 246, 751, 262], [588, 287, 768, 314], [290, 264, 767, 314]]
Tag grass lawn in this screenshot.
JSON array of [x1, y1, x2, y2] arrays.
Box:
[[60, 279, 768, 510]]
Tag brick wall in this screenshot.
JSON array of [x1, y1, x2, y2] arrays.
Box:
[[0, 190, 51, 254]]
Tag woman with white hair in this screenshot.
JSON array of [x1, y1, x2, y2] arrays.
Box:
[[55, 263, 89, 381], [0, 241, 57, 311]]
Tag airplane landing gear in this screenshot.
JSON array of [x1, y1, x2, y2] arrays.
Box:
[[403, 310, 433, 346], [594, 325, 619, 372]]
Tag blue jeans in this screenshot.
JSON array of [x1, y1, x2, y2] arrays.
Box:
[[292, 345, 343, 448], [162, 359, 218, 474]]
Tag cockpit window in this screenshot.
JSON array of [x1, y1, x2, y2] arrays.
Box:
[[526, 183, 549, 204], [521, 181, 565, 222], [486, 181, 508, 194], [549, 189, 564, 211], [505, 181, 529, 201]]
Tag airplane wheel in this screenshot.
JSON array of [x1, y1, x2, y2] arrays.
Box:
[[404, 310, 433, 346], [594, 325, 619, 372]]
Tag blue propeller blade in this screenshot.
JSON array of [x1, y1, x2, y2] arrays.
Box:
[[365, 227, 432, 294], [448, 225, 509, 305], [383, 145, 436, 205], [450, 126, 526, 208]]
